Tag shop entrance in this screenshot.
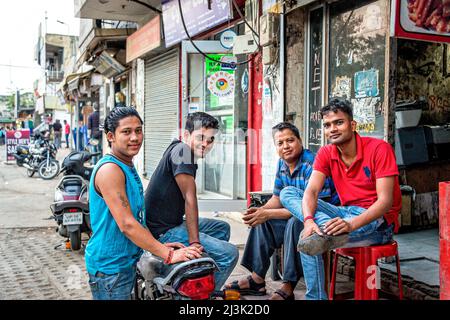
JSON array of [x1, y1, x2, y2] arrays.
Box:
[[181, 41, 247, 202]]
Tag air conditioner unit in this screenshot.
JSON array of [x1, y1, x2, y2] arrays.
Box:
[[233, 34, 259, 55]]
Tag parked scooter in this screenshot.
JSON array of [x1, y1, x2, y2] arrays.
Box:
[[50, 139, 101, 251], [134, 251, 240, 300]]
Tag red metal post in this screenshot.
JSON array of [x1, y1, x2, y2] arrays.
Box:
[[440, 181, 450, 300]]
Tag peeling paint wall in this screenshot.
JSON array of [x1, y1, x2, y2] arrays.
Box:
[[396, 40, 450, 124], [285, 8, 306, 133]]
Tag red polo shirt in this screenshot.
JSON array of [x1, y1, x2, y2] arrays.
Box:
[[313, 133, 401, 233]]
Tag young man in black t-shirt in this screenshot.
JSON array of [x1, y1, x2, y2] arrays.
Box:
[[144, 112, 238, 291]]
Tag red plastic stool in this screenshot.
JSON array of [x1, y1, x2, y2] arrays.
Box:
[[329, 241, 403, 300]]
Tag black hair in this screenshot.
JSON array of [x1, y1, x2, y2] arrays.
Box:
[[272, 122, 301, 140], [320, 97, 353, 120], [185, 112, 219, 133], [104, 106, 143, 147]]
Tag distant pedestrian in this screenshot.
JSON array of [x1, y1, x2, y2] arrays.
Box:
[[64, 120, 70, 149], [53, 119, 62, 149]]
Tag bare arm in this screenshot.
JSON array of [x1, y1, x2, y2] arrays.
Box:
[[96, 164, 201, 262], [324, 176, 395, 235], [175, 173, 201, 247]]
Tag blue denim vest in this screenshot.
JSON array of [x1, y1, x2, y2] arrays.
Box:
[[85, 154, 145, 275]]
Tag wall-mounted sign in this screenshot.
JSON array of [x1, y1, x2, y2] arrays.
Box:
[[241, 69, 249, 94], [391, 0, 450, 44], [91, 51, 126, 78], [207, 71, 235, 97], [162, 0, 232, 47], [220, 30, 237, 49], [126, 15, 161, 63]]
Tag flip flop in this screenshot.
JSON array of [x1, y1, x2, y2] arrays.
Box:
[[227, 275, 266, 296]]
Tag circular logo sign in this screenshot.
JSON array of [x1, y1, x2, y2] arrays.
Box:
[[14, 131, 22, 139], [208, 71, 235, 97], [220, 30, 237, 50]]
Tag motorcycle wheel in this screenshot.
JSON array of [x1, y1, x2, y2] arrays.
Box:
[[38, 160, 60, 180], [27, 168, 35, 177], [69, 230, 81, 251]]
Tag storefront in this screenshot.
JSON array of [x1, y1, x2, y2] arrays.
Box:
[[284, 0, 449, 230], [155, 0, 251, 205]]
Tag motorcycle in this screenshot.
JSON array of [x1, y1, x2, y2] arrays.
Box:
[[14, 131, 59, 179], [50, 139, 100, 251], [134, 251, 240, 300]]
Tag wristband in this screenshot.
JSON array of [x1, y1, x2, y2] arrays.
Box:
[[164, 248, 174, 264], [304, 216, 315, 223], [189, 241, 201, 246]]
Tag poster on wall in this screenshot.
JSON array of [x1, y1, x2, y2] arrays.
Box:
[[354, 69, 379, 98], [332, 76, 352, 99], [351, 97, 381, 133], [205, 54, 236, 110], [391, 0, 450, 43]]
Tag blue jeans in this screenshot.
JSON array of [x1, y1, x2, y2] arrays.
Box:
[[241, 217, 303, 285], [88, 265, 136, 300], [158, 218, 239, 291], [280, 186, 394, 300]]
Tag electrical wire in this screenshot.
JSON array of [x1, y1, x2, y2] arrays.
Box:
[[177, 0, 260, 66]]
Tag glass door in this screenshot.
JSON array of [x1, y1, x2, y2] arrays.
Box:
[[182, 40, 247, 200]]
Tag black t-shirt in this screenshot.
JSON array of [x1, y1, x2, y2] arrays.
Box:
[[53, 122, 62, 132], [145, 139, 197, 238]]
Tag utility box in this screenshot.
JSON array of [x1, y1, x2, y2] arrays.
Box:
[[262, 45, 277, 65], [260, 13, 280, 47]]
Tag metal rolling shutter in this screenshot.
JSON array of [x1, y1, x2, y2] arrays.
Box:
[[144, 50, 179, 178]]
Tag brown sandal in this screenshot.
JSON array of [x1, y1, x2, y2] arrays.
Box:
[[270, 289, 295, 300]]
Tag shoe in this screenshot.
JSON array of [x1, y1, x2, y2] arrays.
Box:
[[297, 228, 349, 256]]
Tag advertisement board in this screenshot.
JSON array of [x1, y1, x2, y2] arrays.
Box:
[[391, 0, 450, 43], [6, 129, 30, 162], [162, 0, 232, 47]]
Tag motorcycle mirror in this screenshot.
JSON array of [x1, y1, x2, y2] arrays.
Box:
[[89, 138, 99, 146]]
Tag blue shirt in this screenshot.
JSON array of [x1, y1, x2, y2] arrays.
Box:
[[273, 149, 340, 205], [85, 154, 145, 275]]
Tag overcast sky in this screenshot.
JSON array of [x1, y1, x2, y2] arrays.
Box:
[[0, 0, 80, 95]]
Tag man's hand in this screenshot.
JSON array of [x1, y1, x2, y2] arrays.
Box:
[[165, 242, 185, 249], [171, 246, 203, 264], [190, 242, 204, 252], [242, 207, 269, 227], [301, 219, 323, 239], [323, 217, 353, 235]]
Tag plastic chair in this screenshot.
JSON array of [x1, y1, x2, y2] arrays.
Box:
[[329, 241, 403, 300]]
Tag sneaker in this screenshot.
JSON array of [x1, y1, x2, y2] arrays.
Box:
[[297, 228, 349, 256]]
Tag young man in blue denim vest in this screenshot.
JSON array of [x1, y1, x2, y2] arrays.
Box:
[[225, 122, 339, 300]]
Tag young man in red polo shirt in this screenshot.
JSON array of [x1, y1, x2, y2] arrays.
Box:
[[280, 98, 401, 300]]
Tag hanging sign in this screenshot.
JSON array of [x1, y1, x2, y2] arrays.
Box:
[[391, 0, 450, 44]]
